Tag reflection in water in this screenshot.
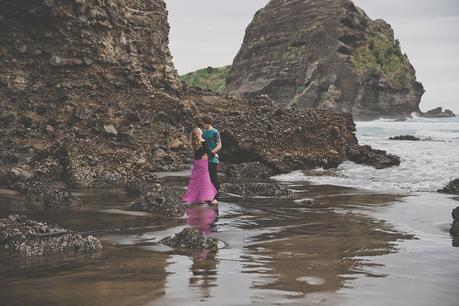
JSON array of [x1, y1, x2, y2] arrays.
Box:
[[185, 205, 218, 234], [1, 181, 458, 306]]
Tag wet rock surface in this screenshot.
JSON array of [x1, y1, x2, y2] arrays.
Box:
[[224, 0, 424, 120], [225, 162, 275, 179], [438, 179, 459, 195], [161, 227, 218, 249], [221, 182, 290, 197], [129, 184, 185, 217], [420, 107, 456, 118], [346, 145, 400, 169], [0, 215, 102, 257], [389, 135, 420, 141]]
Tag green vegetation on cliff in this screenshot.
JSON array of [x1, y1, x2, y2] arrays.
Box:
[[180, 66, 231, 93], [351, 33, 413, 88]]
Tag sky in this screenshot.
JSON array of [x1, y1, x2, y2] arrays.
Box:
[[166, 0, 459, 112]]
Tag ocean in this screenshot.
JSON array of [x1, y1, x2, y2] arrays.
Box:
[[274, 116, 459, 192]]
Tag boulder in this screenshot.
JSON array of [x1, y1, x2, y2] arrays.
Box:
[[0, 215, 102, 257], [346, 145, 400, 169], [161, 227, 218, 249]]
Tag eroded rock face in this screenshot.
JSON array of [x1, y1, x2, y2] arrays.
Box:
[[0, 215, 102, 256], [161, 227, 218, 249], [224, 0, 424, 120], [221, 182, 290, 197], [0, 0, 397, 193]]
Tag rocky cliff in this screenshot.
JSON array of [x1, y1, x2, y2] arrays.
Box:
[[0, 0, 395, 191], [224, 0, 424, 120]]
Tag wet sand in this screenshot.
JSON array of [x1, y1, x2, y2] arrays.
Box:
[[0, 175, 458, 306]]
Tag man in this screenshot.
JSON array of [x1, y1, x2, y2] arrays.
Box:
[[202, 115, 222, 202]]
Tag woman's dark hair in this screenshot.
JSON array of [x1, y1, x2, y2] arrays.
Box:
[[202, 115, 213, 125]]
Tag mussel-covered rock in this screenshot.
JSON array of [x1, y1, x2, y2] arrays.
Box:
[[221, 182, 290, 197], [129, 184, 184, 217], [0, 215, 102, 257], [225, 162, 275, 179], [161, 227, 218, 249]]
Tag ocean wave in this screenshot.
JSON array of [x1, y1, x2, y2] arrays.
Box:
[[273, 119, 459, 192]]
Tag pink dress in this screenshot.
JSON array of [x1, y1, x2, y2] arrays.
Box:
[[183, 159, 217, 204]]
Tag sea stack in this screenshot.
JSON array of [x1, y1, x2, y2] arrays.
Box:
[[224, 0, 425, 120]]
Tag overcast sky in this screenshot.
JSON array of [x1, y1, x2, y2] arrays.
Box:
[[166, 0, 459, 112]]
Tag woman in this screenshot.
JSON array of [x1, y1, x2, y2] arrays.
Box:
[[183, 127, 218, 205]]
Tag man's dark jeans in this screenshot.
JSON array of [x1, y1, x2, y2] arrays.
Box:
[[209, 162, 219, 200]]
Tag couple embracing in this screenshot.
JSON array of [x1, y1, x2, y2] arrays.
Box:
[[183, 115, 221, 205]]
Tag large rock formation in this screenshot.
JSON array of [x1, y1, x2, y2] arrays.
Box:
[[0, 0, 396, 192], [224, 0, 424, 120]]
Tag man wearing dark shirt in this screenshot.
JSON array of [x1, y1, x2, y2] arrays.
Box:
[[202, 115, 222, 202]]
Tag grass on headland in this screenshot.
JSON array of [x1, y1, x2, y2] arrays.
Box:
[[180, 66, 231, 93], [351, 31, 413, 88]]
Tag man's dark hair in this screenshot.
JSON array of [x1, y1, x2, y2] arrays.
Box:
[[202, 115, 213, 125]]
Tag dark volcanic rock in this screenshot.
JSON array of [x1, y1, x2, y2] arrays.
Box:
[[225, 162, 275, 178], [224, 0, 424, 120], [129, 184, 184, 217], [389, 135, 420, 141], [420, 107, 456, 118], [346, 145, 400, 169], [161, 227, 218, 249], [221, 182, 290, 197], [438, 179, 459, 195], [0, 215, 102, 257]]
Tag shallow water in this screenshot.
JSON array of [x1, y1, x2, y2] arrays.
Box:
[[1, 175, 458, 306]]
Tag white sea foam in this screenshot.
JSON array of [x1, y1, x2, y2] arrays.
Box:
[[273, 117, 459, 192]]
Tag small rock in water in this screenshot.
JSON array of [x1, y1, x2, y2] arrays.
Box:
[[389, 135, 420, 141], [438, 179, 459, 195], [346, 145, 400, 169], [161, 227, 218, 249]]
